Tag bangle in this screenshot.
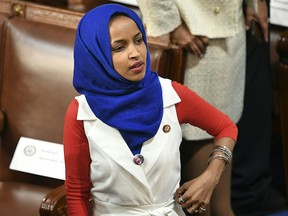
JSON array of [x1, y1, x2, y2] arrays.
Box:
[[207, 145, 233, 166], [210, 145, 232, 161], [207, 154, 230, 166]]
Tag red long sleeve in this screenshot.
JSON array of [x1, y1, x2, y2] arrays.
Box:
[[172, 81, 238, 141], [64, 99, 91, 216]]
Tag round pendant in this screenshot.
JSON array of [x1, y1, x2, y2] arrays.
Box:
[[133, 154, 144, 165]]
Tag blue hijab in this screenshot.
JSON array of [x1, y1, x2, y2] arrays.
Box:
[[73, 4, 163, 155]]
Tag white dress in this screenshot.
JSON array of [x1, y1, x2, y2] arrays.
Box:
[[76, 78, 186, 216], [137, 0, 249, 140]]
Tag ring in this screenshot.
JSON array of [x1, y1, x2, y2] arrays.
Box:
[[178, 197, 185, 204], [191, 207, 198, 213], [200, 206, 206, 211]]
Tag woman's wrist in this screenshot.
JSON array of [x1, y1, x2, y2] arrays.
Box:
[[205, 141, 234, 182], [208, 144, 233, 166], [202, 160, 225, 187], [207, 157, 226, 174]]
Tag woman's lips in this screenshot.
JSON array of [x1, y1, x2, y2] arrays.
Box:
[[130, 61, 145, 73]]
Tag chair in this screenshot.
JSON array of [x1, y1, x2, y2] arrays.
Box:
[[0, 1, 78, 216], [0, 1, 185, 216]]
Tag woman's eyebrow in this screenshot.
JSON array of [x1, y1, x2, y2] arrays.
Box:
[[111, 39, 126, 44], [134, 32, 142, 38], [111, 31, 142, 45]]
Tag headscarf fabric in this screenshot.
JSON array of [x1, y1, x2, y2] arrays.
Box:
[[73, 4, 163, 155]]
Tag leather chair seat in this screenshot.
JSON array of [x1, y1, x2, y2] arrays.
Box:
[[0, 182, 52, 216]]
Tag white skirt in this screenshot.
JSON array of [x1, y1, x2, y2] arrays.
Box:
[[182, 23, 246, 140]]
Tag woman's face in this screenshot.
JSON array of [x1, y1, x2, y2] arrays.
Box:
[[109, 15, 147, 82]]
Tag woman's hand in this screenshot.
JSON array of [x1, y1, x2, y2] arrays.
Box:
[[245, 0, 269, 42], [171, 23, 209, 58], [175, 158, 226, 214]]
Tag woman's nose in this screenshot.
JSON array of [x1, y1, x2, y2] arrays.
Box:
[[128, 45, 140, 59]]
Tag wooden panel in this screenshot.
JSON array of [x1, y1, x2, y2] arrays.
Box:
[[275, 29, 288, 193]]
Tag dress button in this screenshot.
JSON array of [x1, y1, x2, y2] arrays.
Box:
[[133, 154, 144, 165], [163, 124, 171, 133], [214, 6, 220, 14]]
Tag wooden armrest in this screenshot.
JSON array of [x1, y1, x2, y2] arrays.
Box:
[[39, 185, 67, 216], [147, 36, 185, 84], [40, 184, 94, 216]]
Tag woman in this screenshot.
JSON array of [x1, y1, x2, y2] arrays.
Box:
[[64, 4, 237, 216]]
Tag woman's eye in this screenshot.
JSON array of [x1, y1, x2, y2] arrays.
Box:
[[112, 45, 125, 52], [135, 37, 143, 45]]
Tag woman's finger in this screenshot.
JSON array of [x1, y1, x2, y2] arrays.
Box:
[[186, 205, 199, 214], [194, 37, 207, 55], [200, 36, 210, 47], [198, 205, 207, 214], [188, 41, 203, 58]]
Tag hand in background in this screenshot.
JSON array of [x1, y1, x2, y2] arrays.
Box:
[[171, 23, 209, 58], [245, 0, 269, 42]]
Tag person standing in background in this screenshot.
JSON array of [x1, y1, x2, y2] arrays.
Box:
[[137, 0, 270, 215], [232, 1, 288, 215]]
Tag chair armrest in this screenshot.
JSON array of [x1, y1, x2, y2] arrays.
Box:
[[39, 185, 67, 216], [147, 36, 186, 84]]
